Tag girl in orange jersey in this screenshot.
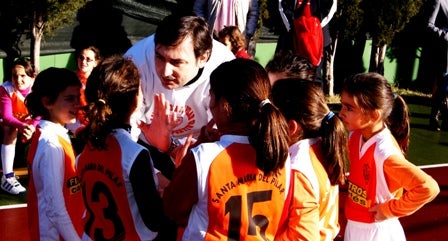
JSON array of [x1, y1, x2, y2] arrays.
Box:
[[77, 56, 164, 241], [272, 78, 347, 241], [339, 72, 440, 241], [0, 57, 37, 195], [25, 67, 84, 240], [163, 58, 291, 240]]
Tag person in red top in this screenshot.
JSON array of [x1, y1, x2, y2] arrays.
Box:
[[218, 26, 252, 59], [163, 59, 291, 240], [66, 46, 102, 140], [75, 46, 101, 106], [77, 56, 165, 241], [339, 72, 440, 241], [25, 67, 84, 240], [0, 57, 37, 195]]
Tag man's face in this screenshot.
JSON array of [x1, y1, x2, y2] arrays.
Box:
[[155, 36, 208, 89]]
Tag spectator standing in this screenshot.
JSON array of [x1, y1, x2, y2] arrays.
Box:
[[0, 57, 37, 195], [124, 14, 234, 180], [75, 46, 102, 107], [25, 68, 84, 241], [163, 58, 291, 240], [66, 46, 102, 148], [77, 56, 164, 241], [193, 0, 259, 57], [426, 0, 448, 131], [339, 72, 440, 241], [272, 78, 346, 241], [276, 0, 336, 71]]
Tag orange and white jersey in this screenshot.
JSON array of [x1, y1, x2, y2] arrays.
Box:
[[77, 129, 159, 241], [27, 120, 84, 241], [288, 138, 339, 241], [344, 127, 440, 241], [345, 128, 402, 223], [183, 134, 291, 241]]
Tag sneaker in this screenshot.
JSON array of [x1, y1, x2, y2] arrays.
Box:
[[1, 175, 26, 195]]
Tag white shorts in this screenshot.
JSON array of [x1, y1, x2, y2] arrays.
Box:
[[344, 218, 406, 241]]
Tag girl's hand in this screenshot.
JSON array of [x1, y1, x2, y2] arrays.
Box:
[[369, 204, 387, 221], [21, 123, 35, 142], [196, 119, 219, 144], [172, 134, 194, 168]]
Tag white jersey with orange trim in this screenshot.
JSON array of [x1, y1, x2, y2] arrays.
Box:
[[289, 138, 339, 241]]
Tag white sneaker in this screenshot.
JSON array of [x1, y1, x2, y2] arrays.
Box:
[[1, 175, 26, 195]]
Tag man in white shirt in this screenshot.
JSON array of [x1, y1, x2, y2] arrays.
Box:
[[125, 14, 235, 179]]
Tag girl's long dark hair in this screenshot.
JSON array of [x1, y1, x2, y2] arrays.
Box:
[[272, 78, 347, 185], [342, 72, 410, 154], [210, 59, 290, 175]]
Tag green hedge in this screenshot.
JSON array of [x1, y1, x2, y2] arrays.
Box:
[[0, 40, 417, 85]]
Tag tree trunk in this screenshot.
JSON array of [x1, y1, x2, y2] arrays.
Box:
[[326, 36, 337, 96], [369, 43, 387, 75], [31, 12, 44, 73]]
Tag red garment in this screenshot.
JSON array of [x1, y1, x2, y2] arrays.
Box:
[[235, 48, 252, 59]]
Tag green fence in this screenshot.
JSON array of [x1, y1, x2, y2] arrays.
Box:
[[0, 52, 77, 82], [0, 40, 418, 85]]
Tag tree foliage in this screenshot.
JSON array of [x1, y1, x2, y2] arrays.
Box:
[[0, 0, 88, 73], [34, 0, 87, 37], [365, 0, 423, 47], [331, 0, 364, 42], [29, 0, 89, 71]]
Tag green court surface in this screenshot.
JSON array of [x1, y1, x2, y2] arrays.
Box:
[[406, 103, 448, 166]]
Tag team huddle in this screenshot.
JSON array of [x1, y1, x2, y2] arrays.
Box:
[[0, 12, 440, 241]]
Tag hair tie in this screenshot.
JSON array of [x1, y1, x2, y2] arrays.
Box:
[[259, 99, 271, 108], [323, 111, 335, 123], [393, 92, 398, 99], [320, 111, 335, 135], [98, 99, 106, 105]]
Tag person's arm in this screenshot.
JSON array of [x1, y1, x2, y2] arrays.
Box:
[[374, 155, 440, 219], [130, 150, 163, 231], [427, 0, 448, 41], [275, 171, 319, 241], [40, 142, 81, 241], [0, 86, 26, 129], [320, 0, 337, 27], [193, 0, 207, 17], [245, 0, 260, 37], [163, 151, 198, 225]]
